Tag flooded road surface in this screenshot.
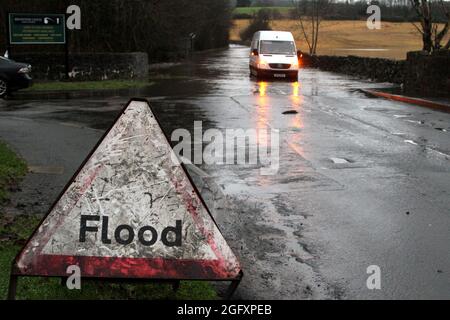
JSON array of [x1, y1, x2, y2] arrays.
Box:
[[1, 45, 450, 299]]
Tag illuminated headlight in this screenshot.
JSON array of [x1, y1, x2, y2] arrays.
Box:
[[18, 66, 31, 74], [291, 59, 299, 68], [258, 59, 268, 69]]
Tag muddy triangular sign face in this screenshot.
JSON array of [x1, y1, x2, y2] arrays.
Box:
[[14, 99, 241, 280]]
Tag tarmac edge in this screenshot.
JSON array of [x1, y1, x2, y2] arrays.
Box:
[[361, 89, 450, 114]]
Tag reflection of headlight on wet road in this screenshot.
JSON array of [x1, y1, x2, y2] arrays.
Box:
[[259, 81, 267, 97], [292, 82, 299, 97]]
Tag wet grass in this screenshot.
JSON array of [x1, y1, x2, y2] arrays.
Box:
[[0, 142, 217, 300], [25, 80, 154, 92], [0, 142, 27, 203]]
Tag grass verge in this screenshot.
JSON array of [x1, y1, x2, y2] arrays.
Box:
[[0, 141, 217, 300], [25, 80, 154, 92], [0, 142, 27, 203]]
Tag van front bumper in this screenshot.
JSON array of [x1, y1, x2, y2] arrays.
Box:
[[256, 68, 298, 79]]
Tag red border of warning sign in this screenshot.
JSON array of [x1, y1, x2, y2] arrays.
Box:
[[15, 256, 236, 279], [12, 98, 241, 281]]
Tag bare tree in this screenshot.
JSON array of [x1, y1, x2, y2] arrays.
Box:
[[292, 0, 332, 55], [410, 0, 450, 52]]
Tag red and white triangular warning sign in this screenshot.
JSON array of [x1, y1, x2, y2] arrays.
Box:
[[14, 99, 241, 280]]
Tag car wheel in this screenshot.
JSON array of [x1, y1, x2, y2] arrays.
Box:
[[0, 78, 8, 98]]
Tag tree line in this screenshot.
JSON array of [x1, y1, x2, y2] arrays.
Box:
[[0, 0, 232, 62]]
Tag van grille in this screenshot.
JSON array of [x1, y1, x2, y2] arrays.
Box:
[[269, 63, 291, 69]]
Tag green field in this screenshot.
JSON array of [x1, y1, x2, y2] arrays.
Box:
[[234, 6, 293, 14]]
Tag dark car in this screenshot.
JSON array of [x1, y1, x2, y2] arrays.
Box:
[[0, 56, 32, 98]]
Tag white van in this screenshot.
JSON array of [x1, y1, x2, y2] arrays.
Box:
[[249, 31, 299, 80]]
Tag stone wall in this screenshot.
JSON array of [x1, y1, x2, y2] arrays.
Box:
[[404, 50, 450, 97], [302, 53, 405, 84], [302, 51, 450, 97], [10, 52, 149, 81]]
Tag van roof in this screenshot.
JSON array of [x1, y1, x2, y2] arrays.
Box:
[[257, 31, 295, 41]]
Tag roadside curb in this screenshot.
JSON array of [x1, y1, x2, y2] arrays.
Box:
[[362, 89, 450, 113]]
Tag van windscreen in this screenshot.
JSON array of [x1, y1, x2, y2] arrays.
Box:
[[260, 40, 295, 55]]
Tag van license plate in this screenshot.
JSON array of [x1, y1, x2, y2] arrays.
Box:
[[274, 73, 286, 78]]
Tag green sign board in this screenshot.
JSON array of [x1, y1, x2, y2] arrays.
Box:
[[8, 13, 66, 45]]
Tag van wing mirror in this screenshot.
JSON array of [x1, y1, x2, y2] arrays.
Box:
[[251, 49, 259, 56], [297, 50, 303, 59]]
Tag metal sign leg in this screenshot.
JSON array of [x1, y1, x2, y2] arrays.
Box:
[[224, 271, 243, 300], [172, 280, 180, 292], [7, 274, 18, 300]]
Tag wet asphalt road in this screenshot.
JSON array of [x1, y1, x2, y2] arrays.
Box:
[[1, 45, 449, 299]]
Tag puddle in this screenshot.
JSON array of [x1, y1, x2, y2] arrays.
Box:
[[405, 120, 424, 125], [393, 115, 410, 118], [329, 157, 350, 164], [404, 140, 418, 146]]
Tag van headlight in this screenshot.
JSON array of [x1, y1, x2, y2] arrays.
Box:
[[258, 58, 268, 69]]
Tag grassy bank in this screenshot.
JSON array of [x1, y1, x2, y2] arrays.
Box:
[[231, 19, 444, 60], [0, 142, 27, 203], [25, 80, 154, 92], [0, 141, 217, 300]]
